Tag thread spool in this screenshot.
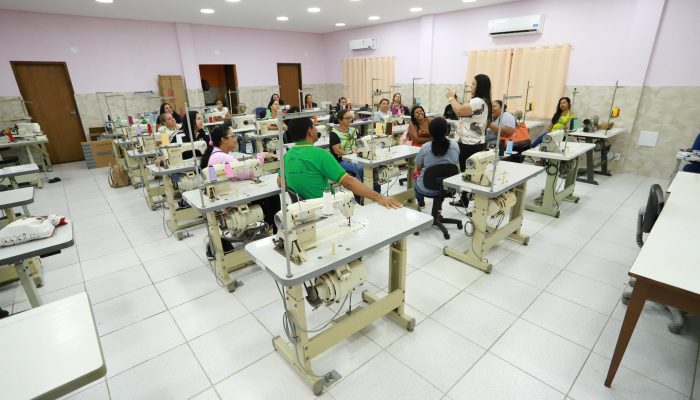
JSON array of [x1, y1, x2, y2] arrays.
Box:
[[224, 162, 233, 178], [322, 190, 333, 215], [505, 140, 514, 154], [160, 132, 170, 146], [135, 124, 142, 135], [128, 115, 134, 125], [208, 165, 217, 182]]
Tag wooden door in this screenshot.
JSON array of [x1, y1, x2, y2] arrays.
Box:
[[11, 62, 85, 163], [158, 75, 187, 116], [277, 63, 302, 109]]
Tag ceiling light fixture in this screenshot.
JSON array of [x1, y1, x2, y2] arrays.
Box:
[[95, 0, 113, 3], [409, 7, 423, 12], [200, 8, 215, 14], [307, 7, 321, 13], [276, 16, 289, 21], [225, 0, 241, 2], [462, 0, 477, 3], [335, 22, 346, 27], [368, 16, 380, 21]]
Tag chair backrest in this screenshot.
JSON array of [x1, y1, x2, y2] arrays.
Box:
[[255, 107, 267, 119], [691, 132, 700, 151], [422, 163, 460, 192], [641, 184, 666, 233]]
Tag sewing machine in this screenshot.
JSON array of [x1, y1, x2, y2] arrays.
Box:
[[13, 123, 41, 138], [355, 134, 397, 160], [202, 158, 264, 199], [462, 151, 495, 186], [539, 130, 566, 154], [273, 190, 355, 264], [232, 114, 257, 131], [135, 135, 156, 153]]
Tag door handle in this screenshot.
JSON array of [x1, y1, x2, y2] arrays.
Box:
[[69, 109, 79, 117]]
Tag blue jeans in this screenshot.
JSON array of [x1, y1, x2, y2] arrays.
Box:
[[339, 160, 380, 193]]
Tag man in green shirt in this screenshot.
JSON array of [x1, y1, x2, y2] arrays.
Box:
[[278, 117, 401, 208]]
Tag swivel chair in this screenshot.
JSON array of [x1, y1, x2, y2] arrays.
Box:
[[682, 132, 700, 173], [415, 163, 463, 240], [621, 184, 684, 333]]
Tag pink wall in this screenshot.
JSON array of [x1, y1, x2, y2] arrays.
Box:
[[0, 10, 183, 95], [321, 18, 422, 83], [645, 0, 700, 86], [189, 24, 326, 86]]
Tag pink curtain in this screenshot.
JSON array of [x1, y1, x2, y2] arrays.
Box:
[[343, 57, 395, 106]]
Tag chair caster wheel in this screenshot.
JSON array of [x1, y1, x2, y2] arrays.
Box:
[[443, 234, 450, 240], [457, 222, 463, 229]]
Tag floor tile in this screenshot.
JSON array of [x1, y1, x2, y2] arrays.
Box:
[[85, 264, 152, 304], [232, 270, 282, 312], [81, 249, 142, 281], [190, 314, 273, 384], [312, 331, 382, 379], [494, 252, 561, 289], [581, 238, 639, 267], [215, 353, 316, 400], [107, 345, 210, 400], [491, 319, 589, 393], [514, 239, 578, 269], [533, 225, 591, 251], [565, 252, 630, 289], [71, 212, 119, 232], [432, 292, 517, 349], [41, 246, 80, 271], [360, 304, 426, 348], [363, 249, 417, 290], [610, 301, 700, 349], [142, 248, 204, 283], [387, 318, 484, 392], [448, 352, 564, 400], [593, 318, 697, 396], [569, 352, 689, 400], [100, 312, 184, 377], [546, 271, 622, 315], [329, 351, 443, 400], [13, 283, 86, 313], [403, 237, 444, 268], [522, 292, 608, 349], [405, 269, 460, 315], [0, 283, 17, 308], [170, 288, 248, 340], [594, 225, 640, 249], [465, 272, 540, 315], [190, 388, 220, 400], [62, 381, 110, 400], [126, 224, 171, 247], [92, 285, 166, 335], [420, 255, 483, 290], [155, 267, 220, 309], [74, 222, 126, 246], [133, 237, 190, 263], [77, 236, 132, 262]]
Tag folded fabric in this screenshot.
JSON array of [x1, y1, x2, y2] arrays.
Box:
[[0, 215, 67, 247]]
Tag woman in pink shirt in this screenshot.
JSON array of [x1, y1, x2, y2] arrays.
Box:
[[200, 126, 280, 232]]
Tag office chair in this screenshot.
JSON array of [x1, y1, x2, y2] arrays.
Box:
[[255, 107, 267, 119], [414, 163, 463, 240], [621, 184, 684, 333], [682, 132, 700, 173]]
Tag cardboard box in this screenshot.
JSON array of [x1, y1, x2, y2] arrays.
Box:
[[81, 140, 115, 169]]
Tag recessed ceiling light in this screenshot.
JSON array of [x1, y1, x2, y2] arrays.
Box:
[[200, 8, 215, 14], [409, 7, 423, 12], [349, 0, 361, 2], [462, 0, 477, 2], [307, 7, 321, 13], [225, 0, 241, 2], [368, 16, 380, 21], [335, 22, 346, 27], [276, 16, 289, 21], [95, 0, 113, 3]]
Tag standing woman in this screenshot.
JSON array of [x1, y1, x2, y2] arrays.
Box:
[[406, 105, 433, 147], [160, 103, 182, 124], [445, 73, 492, 207]]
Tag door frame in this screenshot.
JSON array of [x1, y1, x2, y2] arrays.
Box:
[[11, 60, 85, 139], [277, 63, 302, 108]]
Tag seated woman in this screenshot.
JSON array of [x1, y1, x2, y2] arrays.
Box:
[[407, 105, 433, 147], [264, 100, 288, 131], [391, 93, 408, 116], [413, 117, 460, 208], [304, 94, 318, 110], [533, 96, 576, 146], [180, 110, 210, 159], [329, 109, 380, 193], [487, 100, 531, 163], [200, 126, 280, 233], [212, 99, 228, 119], [160, 103, 182, 124]]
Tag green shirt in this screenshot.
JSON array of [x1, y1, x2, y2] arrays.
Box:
[[281, 141, 347, 199], [552, 111, 576, 131]]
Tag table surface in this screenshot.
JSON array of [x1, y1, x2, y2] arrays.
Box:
[[114, 138, 138, 147], [249, 131, 281, 140], [0, 292, 105, 400], [147, 163, 196, 176], [667, 171, 700, 194], [0, 163, 39, 178], [126, 149, 159, 158], [232, 126, 257, 134], [245, 204, 433, 285], [0, 137, 49, 146], [524, 120, 546, 129], [522, 142, 595, 161], [204, 121, 224, 127], [182, 174, 280, 213], [568, 127, 625, 139], [0, 221, 74, 265], [342, 144, 419, 167], [629, 175, 700, 295], [443, 160, 544, 197], [0, 187, 34, 209]]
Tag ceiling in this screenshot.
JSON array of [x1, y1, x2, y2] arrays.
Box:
[[0, 0, 519, 34]]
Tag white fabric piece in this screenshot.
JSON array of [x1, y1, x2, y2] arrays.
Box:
[[0, 215, 64, 247]]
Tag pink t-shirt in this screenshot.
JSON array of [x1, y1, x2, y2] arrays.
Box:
[[207, 147, 253, 181]]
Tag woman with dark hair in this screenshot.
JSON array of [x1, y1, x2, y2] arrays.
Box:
[[304, 94, 317, 109], [329, 109, 380, 193], [546, 97, 575, 132], [160, 103, 182, 124], [269, 93, 285, 106], [445, 73, 492, 207], [180, 110, 209, 159], [201, 126, 280, 232], [391, 93, 407, 116], [413, 117, 460, 208], [407, 105, 433, 147]]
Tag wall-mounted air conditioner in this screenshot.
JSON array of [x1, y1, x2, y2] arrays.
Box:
[[488, 15, 544, 37], [349, 38, 376, 50]]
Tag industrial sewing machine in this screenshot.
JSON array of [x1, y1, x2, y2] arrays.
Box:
[[355, 134, 397, 160], [201, 158, 264, 199], [135, 135, 156, 153], [272, 190, 366, 307], [539, 130, 566, 154], [462, 151, 494, 186], [232, 114, 257, 131], [582, 116, 599, 133], [12, 123, 41, 138]]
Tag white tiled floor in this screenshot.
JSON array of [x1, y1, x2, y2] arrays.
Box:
[[4, 163, 698, 399]]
